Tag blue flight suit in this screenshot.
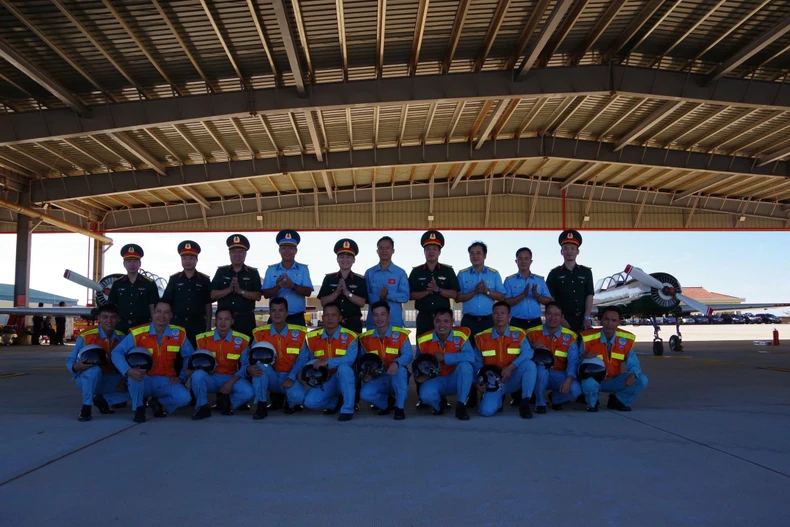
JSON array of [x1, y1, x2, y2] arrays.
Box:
[[66, 328, 130, 407], [503, 272, 551, 328], [533, 326, 582, 407], [582, 333, 649, 408], [457, 266, 506, 342], [364, 262, 410, 327], [358, 326, 414, 410], [262, 261, 313, 324], [418, 333, 475, 411], [475, 328, 537, 417], [190, 330, 254, 410], [241, 325, 307, 408], [301, 327, 359, 415], [111, 325, 195, 413]]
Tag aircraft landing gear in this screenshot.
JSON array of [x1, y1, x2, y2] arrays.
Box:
[[651, 316, 663, 356], [669, 320, 684, 352]]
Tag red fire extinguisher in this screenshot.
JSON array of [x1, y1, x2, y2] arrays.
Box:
[[773, 328, 780, 346]]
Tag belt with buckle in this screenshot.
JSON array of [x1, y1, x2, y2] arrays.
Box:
[[464, 314, 491, 322]]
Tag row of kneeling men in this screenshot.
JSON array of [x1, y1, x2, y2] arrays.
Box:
[[68, 298, 647, 423]]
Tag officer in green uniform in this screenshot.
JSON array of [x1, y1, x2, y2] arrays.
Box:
[[210, 234, 262, 339], [317, 238, 368, 334], [161, 240, 212, 347], [408, 230, 460, 337], [108, 244, 159, 334], [546, 230, 594, 333]]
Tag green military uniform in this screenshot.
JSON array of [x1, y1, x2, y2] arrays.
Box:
[[546, 229, 594, 333], [408, 231, 460, 336], [108, 244, 159, 334], [211, 234, 262, 338], [161, 240, 212, 347], [317, 238, 368, 334]]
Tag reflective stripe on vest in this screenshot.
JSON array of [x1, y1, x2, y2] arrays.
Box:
[[555, 350, 568, 357], [506, 347, 520, 355]]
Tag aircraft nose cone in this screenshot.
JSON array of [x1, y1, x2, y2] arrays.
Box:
[[663, 286, 676, 296]]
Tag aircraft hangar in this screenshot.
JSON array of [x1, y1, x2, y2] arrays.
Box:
[[0, 0, 789, 242]]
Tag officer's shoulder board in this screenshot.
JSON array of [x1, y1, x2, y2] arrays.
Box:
[[140, 275, 153, 282], [246, 265, 258, 271], [506, 273, 518, 280], [459, 266, 472, 274], [487, 267, 499, 274], [412, 264, 423, 269], [168, 272, 181, 279], [532, 273, 544, 280], [352, 271, 364, 279], [198, 271, 211, 280], [267, 263, 278, 268], [441, 262, 454, 268], [295, 261, 308, 267]]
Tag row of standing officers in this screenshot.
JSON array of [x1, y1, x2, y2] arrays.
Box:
[[107, 228, 595, 347]]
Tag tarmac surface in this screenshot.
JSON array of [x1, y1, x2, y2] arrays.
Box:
[[1, 326, 789, 526]]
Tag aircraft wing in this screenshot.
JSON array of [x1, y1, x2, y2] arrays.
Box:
[[680, 302, 790, 314], [0, 307, 94, 317]]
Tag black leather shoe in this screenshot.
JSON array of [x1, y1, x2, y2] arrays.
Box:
[[416, 401, 430, 409], [432, 406, 444, 416], [377, 407, 391, 416], [587, 402, 599, 412], [455, 402, 470, 421], [133, 407, 146, 423], [283, 403, 295, 415], [93, 395, 114, 415], [268, 393, 285, 411], [111, 402, 127, 409], [78, 405, 91, 422], [535, 405, 547, 414], [547, 391, 563, 411], [323, 399, 342, 415], [237, 403, 251, 411], [338, 413, 353, 422], [191, 405, 211, 420], [519, 402, 533, 419], [510, 390, 523, 407], [442, 397, 451, 409], [394, 408, 405, 420], [607, 394, 632, 411], [148, 397, 167, 418], [253, 403, 268, 420]]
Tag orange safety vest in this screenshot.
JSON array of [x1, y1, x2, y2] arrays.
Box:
[[252, 324, 307, 374], [195, 330, 250, 376], [580, 328, 635, 380], [129, 324, 187, 377], [358, 326, 411, 368], [81, 327, 125, 374], [525, 325, 578, 372], [474, 326, 527, 369], [416, 326, 471, 377], [306, 327, 358, 373]]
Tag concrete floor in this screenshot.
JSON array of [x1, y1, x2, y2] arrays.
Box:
[[1, 334, 789, 526]]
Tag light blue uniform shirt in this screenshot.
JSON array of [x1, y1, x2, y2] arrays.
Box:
[[66, 327, 123, 377], [504, 272, 551, 319], [600, 332, 642, 376], [262, 261, 314, 315], [110, 324, 195, 381], [456, 266, 505, 316], [360, 326, 414, 368], [543, 326, 581, 378], [364, 262, 410, 327]]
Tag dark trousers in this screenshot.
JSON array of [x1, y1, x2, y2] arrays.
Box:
[[287, 312, 308, 327], [172, 317, 208, 348], [565, 314, 585, 334], [460, 314, 494, 345], [232, 311, 257, 340], [55, 323, 65, 345], [416, 311, 435, 339], [343, 316, 363, 335], [510, 317, 542, 331]]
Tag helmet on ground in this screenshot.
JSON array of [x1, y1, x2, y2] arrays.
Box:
[[126, 347, 153, 371], [301, 360, 329, 388], [250, 340, 277, 366], [358, 353, 385, 382], [188, 350, 217, 374], [476, 364, 503, 392], [78, 344, 108, 366], [532, 348, 555, 369], [577, 357, 606, 383], [412, 354, 440, 383]]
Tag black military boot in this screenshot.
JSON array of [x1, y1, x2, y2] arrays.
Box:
[[191, 405, 211, 420], [148, 397, 167, 418], [455, 402, 470, 421], [78, 405, 91, 422], [519, 401, 533, 419], [253, 402, 268, 420], [93, 395, 115, 415], [133, 407, 146, 423]]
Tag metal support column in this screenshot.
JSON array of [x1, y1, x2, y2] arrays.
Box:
[[13, 186, 31, 309]]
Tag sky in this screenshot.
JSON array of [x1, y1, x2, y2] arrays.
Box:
[[0, 230, 789, 314]]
